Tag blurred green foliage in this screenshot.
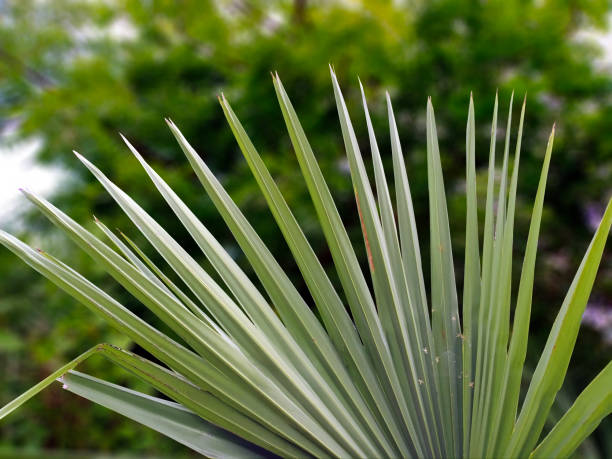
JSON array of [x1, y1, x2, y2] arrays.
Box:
[[0, 0, 610, 455]]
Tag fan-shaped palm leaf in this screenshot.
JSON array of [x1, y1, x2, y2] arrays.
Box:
[[1, 69, 610, 458]]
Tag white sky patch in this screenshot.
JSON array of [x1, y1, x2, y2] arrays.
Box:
[[574, 13, 612, 71], [0, 138, 67, 225], [73, 16, 138, 43]]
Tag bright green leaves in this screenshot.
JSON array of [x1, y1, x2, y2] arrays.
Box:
[[1, 72, 610, 458], [0, 344, 100, 421], [493, 125, 556, 456], [508, 197, 612, 457], [531, 360, 612, 459]]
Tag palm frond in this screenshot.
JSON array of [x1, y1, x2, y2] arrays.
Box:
[[1, 70, 610, 458]]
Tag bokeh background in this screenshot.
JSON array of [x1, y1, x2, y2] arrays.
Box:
[[0, 0, 611, 457]]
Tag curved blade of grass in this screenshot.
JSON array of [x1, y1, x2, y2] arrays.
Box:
[[506, 197, 612, 457], [122, 135, 385, 458], [1, 335, 293, 457], [462, 93, 480, 457], [426, 97, 462, 457], [530, 360, 612, 459], [493, 125, 555, 456], [0, 344, 99, 420], [62, 371, 269, 459]]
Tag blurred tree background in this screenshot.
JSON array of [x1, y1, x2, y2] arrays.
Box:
[[0, 0, 611, 456]]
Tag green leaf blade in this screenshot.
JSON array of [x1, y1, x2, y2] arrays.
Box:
[[62, 371, 269, 459], [507, 197, 612, 457], [462, 93, 480, 457], [426, 97, 462, 458], [530, 360, 612, 459]]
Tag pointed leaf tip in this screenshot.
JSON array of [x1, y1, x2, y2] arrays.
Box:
[[120, 136, 139, 157]]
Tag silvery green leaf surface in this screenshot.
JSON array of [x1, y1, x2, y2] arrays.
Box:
[[1, 72, 609, 458]]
